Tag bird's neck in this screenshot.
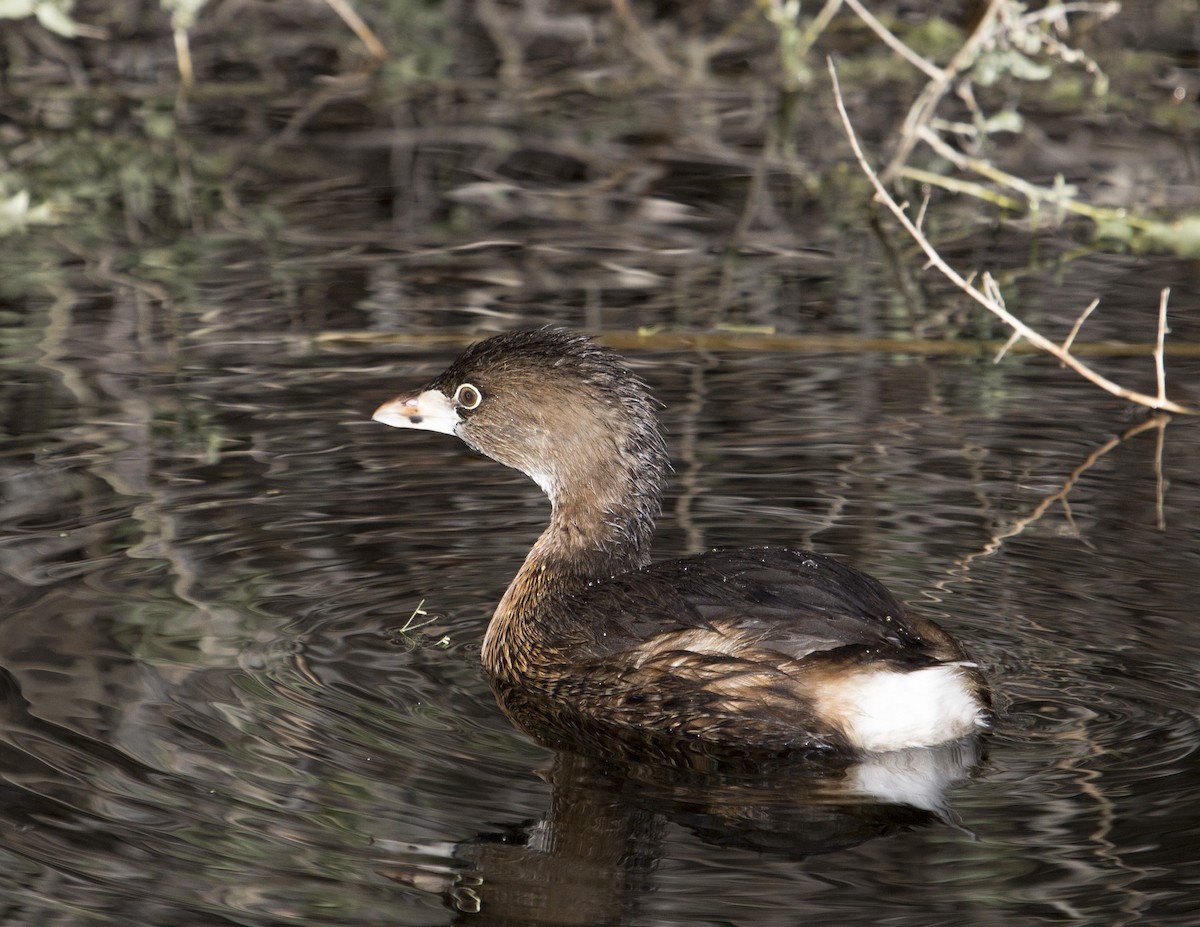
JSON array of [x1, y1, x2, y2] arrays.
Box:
[[482, 450, 665, 677]]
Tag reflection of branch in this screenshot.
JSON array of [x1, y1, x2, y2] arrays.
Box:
[[673, 354, 715, 556], [956, 414, 1170, 572], [827, 59, 1193, 416]]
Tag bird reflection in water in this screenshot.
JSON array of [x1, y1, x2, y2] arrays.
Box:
[[382, 689, 985, 926]]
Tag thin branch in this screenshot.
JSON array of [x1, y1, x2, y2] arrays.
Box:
[[897, 164, 1023, 211], [994, 329, 1022, 364], [914, 184, 932, 231], [173, 27, 194, 89], [611, 0, 680, 78], [1062, 298, 1099, 355], [1021, 1, 1121, 24], [827, 58, 1193, 415], [795, 0, 846, 60], [476, 0, 526, 82]]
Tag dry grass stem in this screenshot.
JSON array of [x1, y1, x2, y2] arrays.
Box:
[[796, 0, 846, 60], [398, 599, 437, 634], [851, 0, 1120, 184], [1023, 1, 1121, 23], [476, 0, 526, 82], [914, 185, 932, 231], [828, 59, 1193, 415], [899, 165, 1024, 210], [321, 327, 1200, 358], [703, 2, 769, 60], [611, 0, 680, 77]]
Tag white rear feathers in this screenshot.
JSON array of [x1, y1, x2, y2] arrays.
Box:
[[820, 663, 987, 753]]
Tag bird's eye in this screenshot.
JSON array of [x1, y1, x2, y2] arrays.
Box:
[[454, 383, 482, 410]]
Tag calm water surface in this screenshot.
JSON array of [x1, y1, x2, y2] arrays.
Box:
[[1, 287, 1199, 925]]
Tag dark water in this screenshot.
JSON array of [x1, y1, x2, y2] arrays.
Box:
[[5, 0, 1200, 920], [2, 284, 1199, 925]]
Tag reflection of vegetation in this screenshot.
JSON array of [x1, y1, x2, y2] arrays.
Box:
[[2, 0, 1198, 326], [765, 0, 1200, 257], [1, 97, 236, 299]]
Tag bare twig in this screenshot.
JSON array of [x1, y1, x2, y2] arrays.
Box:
[[827, 58, 1193, 415], [1062, 299, 1099, 355], [796, 0, 846, 60], [994, 329, 1022, 364], [899, 165, 1025, 210], [321, 327, 1200, 358], [1004, 0, 1119, 96], [914, 185, 932, 231], [1021, 1, 1121, 24], [854, 0, 1119, 183], [476, 0, 525, 82]]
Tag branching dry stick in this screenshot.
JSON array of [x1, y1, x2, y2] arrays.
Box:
[[827, 59, 1193, 415]]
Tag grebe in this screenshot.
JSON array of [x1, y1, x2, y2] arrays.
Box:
[[373, 329, 991, 754]]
